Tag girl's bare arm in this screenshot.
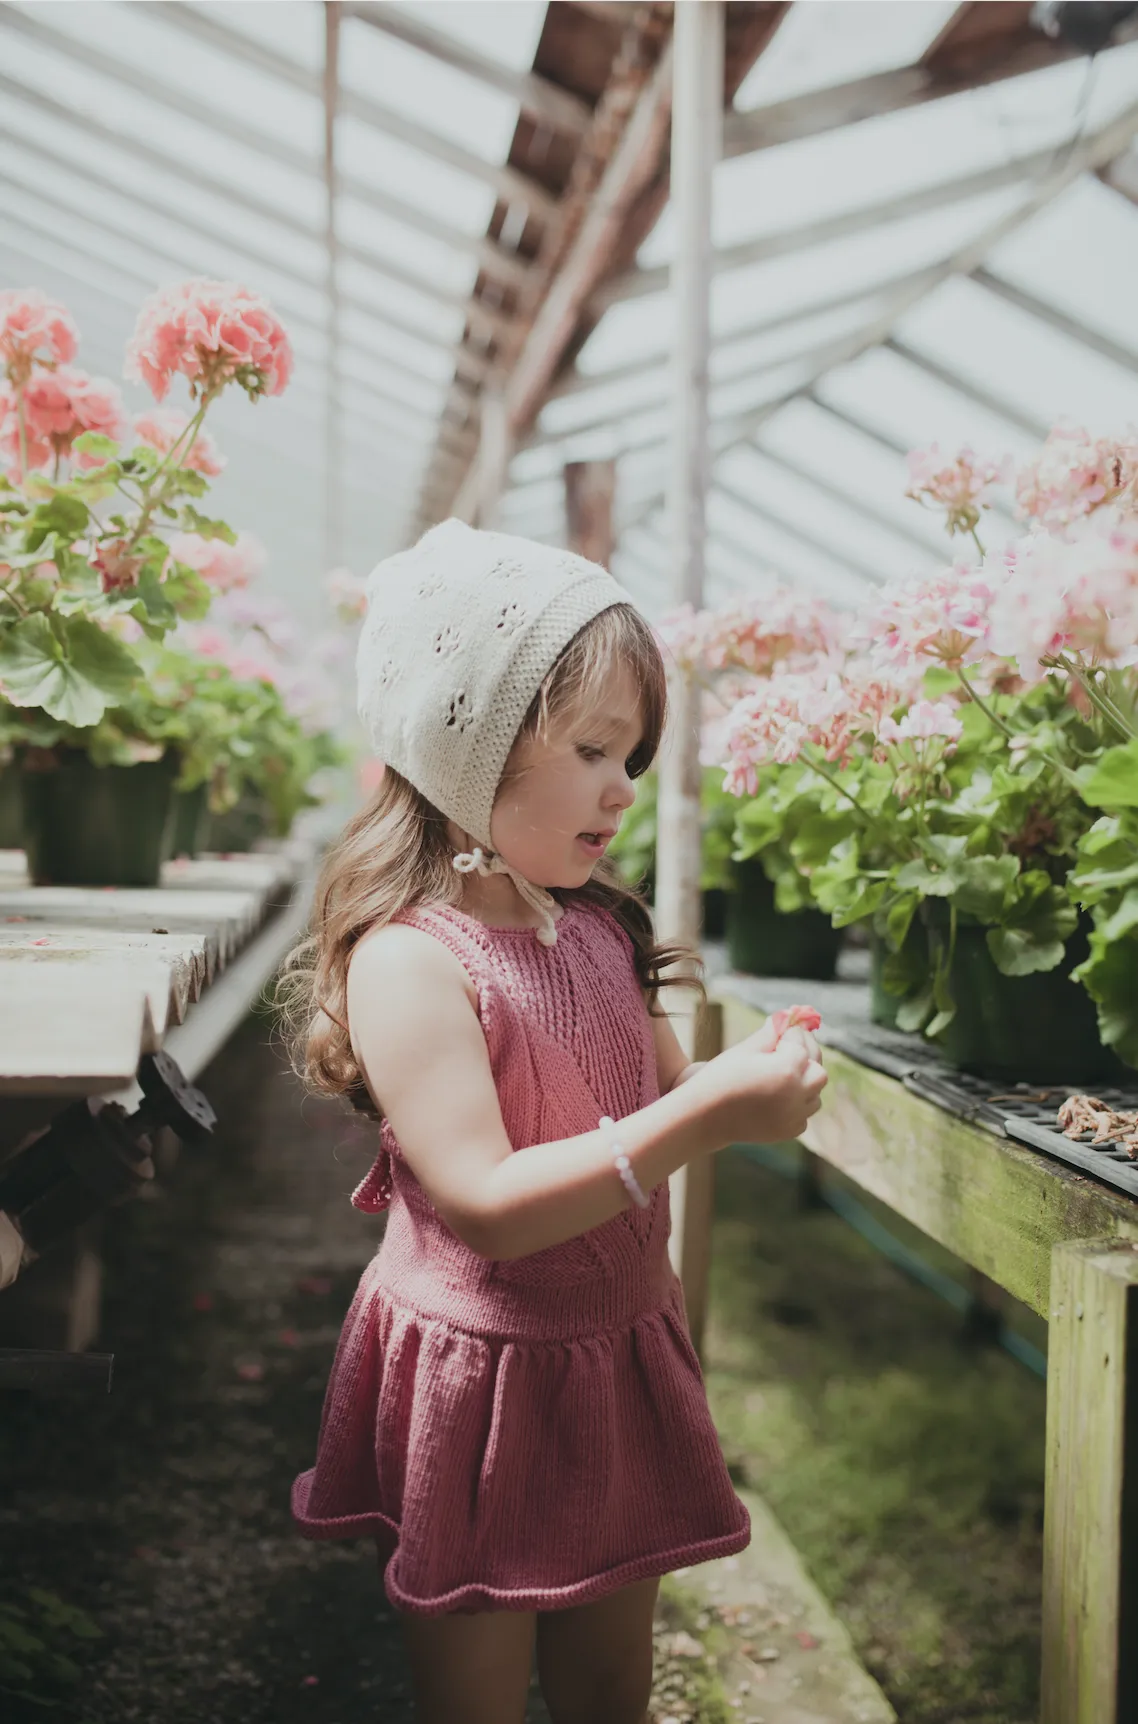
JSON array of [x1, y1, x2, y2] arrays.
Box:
[[347, 925, 824, 1262]]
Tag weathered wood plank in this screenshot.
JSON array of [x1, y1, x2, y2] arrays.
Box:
[[0, 887, 262, 964], [0, 971, 164, 1094], [716, 993, 1138, 1316], [0, 924, 212, 1013], [1041, 1238, 1138, 1723]]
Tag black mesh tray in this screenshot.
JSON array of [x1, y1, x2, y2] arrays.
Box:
[[706, 949, 1138, 1204]]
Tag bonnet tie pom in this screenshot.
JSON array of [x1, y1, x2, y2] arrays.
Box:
[[452, 847, 560, 947]]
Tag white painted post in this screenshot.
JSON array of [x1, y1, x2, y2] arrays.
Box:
[[658, 2, 723, 1348]]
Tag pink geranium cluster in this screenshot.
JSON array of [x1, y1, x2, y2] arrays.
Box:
[[169, 530, 266, 594], [0, 367, 126, 475], [657, 588, 840, 679], [854, 561, 1004, 674], [126, 278, 293, 404], [1015, 424, 1138, 531], [134, 408, 225, 477], [906, 444, 1011, 538], [877, 699, 964, 750], [0, 288, 78, 381], [721, 657, 907, 797], [987, 510, 1138, 675]]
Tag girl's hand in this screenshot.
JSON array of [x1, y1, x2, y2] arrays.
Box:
[[693, 1013, 827, 1146]]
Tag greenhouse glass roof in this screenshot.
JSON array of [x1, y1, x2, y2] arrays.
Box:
[[3, 1, 1137, 624]]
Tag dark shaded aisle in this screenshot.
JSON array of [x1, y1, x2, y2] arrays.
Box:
[[0, 1011, 481, 1722]]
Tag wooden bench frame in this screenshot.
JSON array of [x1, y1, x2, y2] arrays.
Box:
[[682, 988, 1138, 1724]]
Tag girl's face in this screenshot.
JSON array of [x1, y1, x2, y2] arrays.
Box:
[[489, 658, 644, 888]]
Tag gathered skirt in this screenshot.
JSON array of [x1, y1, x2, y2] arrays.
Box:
[[292, 1248, 751, 1615]]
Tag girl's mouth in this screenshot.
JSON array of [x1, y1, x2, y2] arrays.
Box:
[[576, 831, 611, 857]]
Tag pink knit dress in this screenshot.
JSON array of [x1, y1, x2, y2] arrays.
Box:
[[291, 899, 750, 1616]]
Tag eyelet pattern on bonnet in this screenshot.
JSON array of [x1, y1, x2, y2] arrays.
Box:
[[356, 519, 636, 945]]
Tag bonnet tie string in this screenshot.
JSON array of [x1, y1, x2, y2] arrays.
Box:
[[452, 847, 560, 947]]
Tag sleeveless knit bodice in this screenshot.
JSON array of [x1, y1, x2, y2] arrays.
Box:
[[292, 899, 750, 1615]]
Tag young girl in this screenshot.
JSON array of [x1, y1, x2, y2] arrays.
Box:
[[285, 520, 827, 1724]]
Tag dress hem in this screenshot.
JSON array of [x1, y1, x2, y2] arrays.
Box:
[[292, 1472, 751, 1616]]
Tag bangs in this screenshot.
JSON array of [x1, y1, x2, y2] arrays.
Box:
[[520, 603, 667, 778]]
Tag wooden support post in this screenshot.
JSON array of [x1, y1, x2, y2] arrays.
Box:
[[321, 1, 342, 572], [658, 0, 723, 1350], [565, 459, 615, 566], [672, 999, 723, 1358], [1042, 1237, 1138, 1723], [475, 386, 509, 529]]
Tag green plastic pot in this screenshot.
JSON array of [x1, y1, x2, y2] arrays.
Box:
[[19, 748, 178, 887], [168, 784, 209, 859], [725, 857, 843, 979], [927, 911, 1120, 1085], [0, 760, 22, 849]]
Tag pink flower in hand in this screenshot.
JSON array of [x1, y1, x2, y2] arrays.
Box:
[[133, 407, 225, 476], [769, 1005, 822, 1041], [126, 278, 293, 404], [0, 288, 79, 380]]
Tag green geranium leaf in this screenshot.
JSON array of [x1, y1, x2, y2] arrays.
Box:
[[952, 854, 1019, 919], [179, 505, 236, 543], [70, 431, 119, 462], [885, 892, 918, 951], [31, 492, 89, 538], [896, 984, 935, 1034], [163, 563, 212, 620], [1079, 739, 1138, 809], [0, 613, 140, 727], [1072, 928, 1138, 1068], [895, 858, 960, 896], [986, 883, 1076, 976], [1099, 886, 1138, 944]]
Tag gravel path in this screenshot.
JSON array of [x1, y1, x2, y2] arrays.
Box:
[[0, 1013, 559, 1722]]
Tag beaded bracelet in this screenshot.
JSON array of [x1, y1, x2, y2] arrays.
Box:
[[598, 1114, 651, 1210]]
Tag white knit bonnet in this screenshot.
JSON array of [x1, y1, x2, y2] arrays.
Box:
[[356, 518, 636, 945]]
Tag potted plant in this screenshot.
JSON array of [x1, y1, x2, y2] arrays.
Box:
[[717, 431, 1138, 1080], [0, 280, 293, 884]]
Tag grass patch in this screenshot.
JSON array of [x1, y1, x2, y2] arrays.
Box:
[[649, 1575, 734, 1724], [706, 1148, 1045, 1724]]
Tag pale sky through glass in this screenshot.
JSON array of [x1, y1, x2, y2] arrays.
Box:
[[2, 0, 1137, 621]]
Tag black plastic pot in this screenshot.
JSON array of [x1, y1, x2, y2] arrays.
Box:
[[168, 784, 209, 859], [207, 792, 274, 853], [926, 910, 1120, 1084], [0, 760, 22, 849], [725, 857, 843, 979], [19, 748, 178, 887], [702, 887, 727, 940]]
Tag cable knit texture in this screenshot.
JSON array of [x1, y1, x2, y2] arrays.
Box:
[[291, 900, 751, 1616]]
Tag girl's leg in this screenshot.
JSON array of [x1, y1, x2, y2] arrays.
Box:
[[535, 1575, 660, 1724], [397, 1606, 536, 1724]]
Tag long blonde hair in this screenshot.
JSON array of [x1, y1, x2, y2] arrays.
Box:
[[277, 603, 703, 1114]]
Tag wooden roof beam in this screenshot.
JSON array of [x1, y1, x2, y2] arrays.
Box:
[[721, 0, 1116, 161]]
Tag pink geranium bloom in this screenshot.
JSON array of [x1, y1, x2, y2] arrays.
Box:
[[876, 699, 964, 748], [657, 588, 840, 679], [0, 366, 126, 473], [1015, 424, 1138, 531], [855, 561, 1004, 675], [906, 444, 1011, 537], [769, 1005, 822, 1040], [987, 510, 1138, 675], [126, 278, 293, 403], [0, 288, 78, 380], [169, 530, 267, 593], [133, 407, 225, 476], [719, 656, 909, 797]]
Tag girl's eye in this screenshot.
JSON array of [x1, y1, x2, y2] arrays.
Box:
[[578, 745, 604, 762]]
